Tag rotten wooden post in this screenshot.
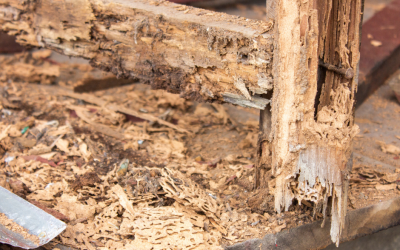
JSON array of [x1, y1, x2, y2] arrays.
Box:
[[256, 0, 364, 246]]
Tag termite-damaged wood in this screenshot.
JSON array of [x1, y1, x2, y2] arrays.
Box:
[[0, 0, 274, 108], [256, 0, 363, 246], [1, 0, 364, 246]]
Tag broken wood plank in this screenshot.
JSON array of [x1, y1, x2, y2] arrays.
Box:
[[0, 0, 273, 108], [257, 0, 364, 246]]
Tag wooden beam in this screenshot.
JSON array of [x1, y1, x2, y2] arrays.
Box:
[[256, 0, 363, 246], [0, 0, 273, 108]]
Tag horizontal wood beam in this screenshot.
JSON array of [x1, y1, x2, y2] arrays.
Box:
[[0, 0, 274, 109]]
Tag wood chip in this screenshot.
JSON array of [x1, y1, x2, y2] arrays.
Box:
[[0, 125, 11, 141], [111, 184, 135, 216], [377, 141, 400, 155]]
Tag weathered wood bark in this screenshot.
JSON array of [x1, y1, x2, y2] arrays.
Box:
[[0, 0, 274, 109], [256, 0, 363, 246]]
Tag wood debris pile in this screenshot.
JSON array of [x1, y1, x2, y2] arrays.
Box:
[[347, 160, 400, 210], [350, 165, 400, 190], [0, 51, 289, 249], [0, 50, 59, 84], [1, 51, 399, 249]]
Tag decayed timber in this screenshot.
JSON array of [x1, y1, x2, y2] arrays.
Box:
[[257, 0, 363, 246], [0, 0, 274, 108], [0, 0, 364, 246]]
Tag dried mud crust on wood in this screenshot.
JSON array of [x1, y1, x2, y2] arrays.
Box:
[[0, 213, 40, 245], [0, 0, 274, 108]]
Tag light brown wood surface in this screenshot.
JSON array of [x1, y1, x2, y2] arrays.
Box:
[[256, 0, 364, 246], [0, 0, 274, 108]]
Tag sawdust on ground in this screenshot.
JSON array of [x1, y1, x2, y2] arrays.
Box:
[[1, 50, 399, 249]]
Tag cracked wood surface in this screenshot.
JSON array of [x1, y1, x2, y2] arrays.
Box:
[[0, 0, 274, 108]]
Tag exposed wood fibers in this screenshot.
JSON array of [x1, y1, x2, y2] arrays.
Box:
[[257, 0, 363, 246], [0, 0, 274, 108]]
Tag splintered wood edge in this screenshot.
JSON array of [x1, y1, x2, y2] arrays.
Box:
[[0, 0, 274, 109]]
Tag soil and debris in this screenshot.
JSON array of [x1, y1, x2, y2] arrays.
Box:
[[1, 50, 400, 250]]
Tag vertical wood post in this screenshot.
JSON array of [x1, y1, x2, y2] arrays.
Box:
[[256, 0, 364, 245], [255, 103, 272, 189]]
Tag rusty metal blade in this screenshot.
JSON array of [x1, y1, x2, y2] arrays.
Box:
[[0, 186, 66, 249]]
